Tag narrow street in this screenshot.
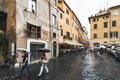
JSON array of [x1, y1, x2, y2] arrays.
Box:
[[47, 52, 120, 80], [1, 52, 120, 80]]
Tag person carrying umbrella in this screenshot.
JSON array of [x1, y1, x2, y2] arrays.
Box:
[[16, 50, 30, 78], [37, 49, 50, 77]]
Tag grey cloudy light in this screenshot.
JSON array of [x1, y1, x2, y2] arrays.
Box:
[[65, 0, 120, 38]]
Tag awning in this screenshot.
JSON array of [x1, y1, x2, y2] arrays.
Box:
[[71, 42, 83, 46], [63, 41, 83, 46]]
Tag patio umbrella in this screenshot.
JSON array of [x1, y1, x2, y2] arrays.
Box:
[[100, 46, 106, 48], [36, 48, 51, 53], [16, 48, 31, 54], [93, 46, 97, 49]]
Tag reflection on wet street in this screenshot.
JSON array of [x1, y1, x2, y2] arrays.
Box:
[[48, 52, 120, 80], [1, 52, 120, 80], [82, 54, 102, 80]]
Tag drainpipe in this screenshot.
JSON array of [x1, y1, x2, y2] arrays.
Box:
[[109, 11, 111, 45], [49, 0, 52, 58]]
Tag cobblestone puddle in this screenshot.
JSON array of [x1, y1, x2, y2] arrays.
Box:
[[82, 54, 104, 80]]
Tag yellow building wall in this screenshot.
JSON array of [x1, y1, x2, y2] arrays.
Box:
[[90, 6, 120, 46]]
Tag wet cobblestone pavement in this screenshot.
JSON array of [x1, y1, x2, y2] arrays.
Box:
[[0, 52, 120, 80]]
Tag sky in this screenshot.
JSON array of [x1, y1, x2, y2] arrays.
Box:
[[65, 0, 120, 38]]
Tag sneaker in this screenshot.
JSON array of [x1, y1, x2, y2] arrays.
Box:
[[37, 74, 41, 77], [45, 74, 49, 79]]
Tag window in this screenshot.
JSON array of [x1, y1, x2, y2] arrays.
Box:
[[104, 22, 108, 28], [66, 32, 70, 37], [66, 18, 69, 25], [103, 16, 109, 19], [72, 22, 74, 27], [110, 32, 118, 38], [60, 13, 62, 19], [66, 9, 69, 15], [53, 0, 56, 6], [112, 21, 116, 27], [28, 0, 36, 13], [52, 14, 56, 25], [104, 32, 108, 38], [93, 18, 98, 22], [31, 0, 36, 13], [61, 29, 63, 36], [53, 32, 56, 38], [30, 44, 45, 61], [94, 34, 97, 38], [72, 34, 74, 39], [0, 12, 7, 31], [94, 24, 97, 29], [113, 9, 118, 16], [37, 27, 41, 38], [27, 23, 41, 38]]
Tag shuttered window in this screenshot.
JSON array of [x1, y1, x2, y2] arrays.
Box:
[[27, 23, 41, 38], [37, 27, 41, 38]]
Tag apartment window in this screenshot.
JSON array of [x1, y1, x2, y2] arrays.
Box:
[[28, 0, 36, 13], [94, 34, 97, 38], [103, 16, 109, 19], [37, 27, 41, 38], [110, 32, 118, 38], [112, 21, 116, 27], [27, 23, 41, 38], [53, 32, 56, 38], [93, 18, 98, 22], [53, 0, 56, 6], [94, 24, 97, 29], [60, 13, 63, 19], [66, 18, 69, 25], [61, 29, 63, 36], [66, 9, 69, 15], [72, 34, 75, 39], [104, 22, 108, 28], [66, 32, 70, 37], [72, 22, 74, 27], [104, 32, 108, 38], [113, 9, 118, 16], [52, 14, 56, 25]]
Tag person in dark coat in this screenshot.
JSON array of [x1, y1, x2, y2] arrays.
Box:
[[16, 50, 30, 78]]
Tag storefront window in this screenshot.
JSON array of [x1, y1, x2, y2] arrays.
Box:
[[30, 44, 45, 61]]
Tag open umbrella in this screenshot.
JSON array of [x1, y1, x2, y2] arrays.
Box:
[[16, 48, 31, 54], [36, 48, 51, 53], [100, 46, 106, 48], [93, 46, 97, 49]]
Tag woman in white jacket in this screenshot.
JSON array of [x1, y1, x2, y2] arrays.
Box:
[[37, 52, 49, 77]]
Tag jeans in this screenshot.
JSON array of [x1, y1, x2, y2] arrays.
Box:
[[38, 63, 49, 76], [18, 63, 30, 77]]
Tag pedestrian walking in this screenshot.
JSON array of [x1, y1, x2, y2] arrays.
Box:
[[37, 52, 49, 77], [16, 50, 30, 78]]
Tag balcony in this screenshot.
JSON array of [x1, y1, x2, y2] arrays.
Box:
[[63, 35, 72, 40]]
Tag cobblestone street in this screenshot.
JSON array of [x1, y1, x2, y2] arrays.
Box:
[[1, 52, 120, 80]]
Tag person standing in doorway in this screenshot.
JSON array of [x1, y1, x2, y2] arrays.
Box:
[[37, 52, 49, 77], [16, 50, 30, 78]]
